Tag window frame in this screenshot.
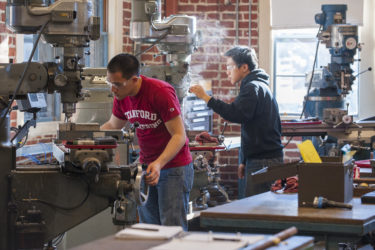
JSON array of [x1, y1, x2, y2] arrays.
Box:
[[272, 29, 359, 117]]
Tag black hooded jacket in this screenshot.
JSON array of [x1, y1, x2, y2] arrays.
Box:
[[207, 69, 283, 163]]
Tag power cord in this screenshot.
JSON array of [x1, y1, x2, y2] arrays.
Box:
[[21, 176, 90, 210], [283, 26, 322, 148]]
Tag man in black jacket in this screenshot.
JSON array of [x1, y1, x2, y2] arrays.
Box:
[[189, 46, 283, 198]]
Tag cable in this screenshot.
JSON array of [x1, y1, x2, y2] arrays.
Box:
[[135, 30, 170, 57], [283, 26, 322, 148], [0, 19, 50, 128], [300, 25, 322, 119], [22, 176, 90, 210], [283, 136, 294, 148], [10, 126, 29, 149], [52, 233, 66, 246]]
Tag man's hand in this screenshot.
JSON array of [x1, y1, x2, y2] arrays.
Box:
[[238, 163, 245, 179], [189, 85, 211, 103], [144, 161, 162, 186]]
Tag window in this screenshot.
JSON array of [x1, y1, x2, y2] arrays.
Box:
[[22, 0, 108, 123], [273, 29, 359, 116]]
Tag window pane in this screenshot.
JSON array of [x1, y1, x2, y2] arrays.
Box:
[[276, 76, 305, 114], [273, 28, 359, 116]]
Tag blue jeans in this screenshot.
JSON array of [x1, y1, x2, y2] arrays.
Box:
[[137, 163, 194, 231], [238, 157, 283, 198]]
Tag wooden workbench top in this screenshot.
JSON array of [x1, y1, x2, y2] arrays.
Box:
[[200, 192, 375, 225]]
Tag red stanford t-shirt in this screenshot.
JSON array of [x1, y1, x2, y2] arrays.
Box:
[[113, 75, 192, 169]]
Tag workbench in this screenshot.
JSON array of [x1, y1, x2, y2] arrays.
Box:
[[200, 192, 375, 248], [71, 232, 314, 250]]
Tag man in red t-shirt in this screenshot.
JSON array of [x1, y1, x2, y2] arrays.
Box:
[[101, 53, 193, 230]]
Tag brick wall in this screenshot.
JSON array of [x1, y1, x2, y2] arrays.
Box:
[[282, 136, 302, 163]]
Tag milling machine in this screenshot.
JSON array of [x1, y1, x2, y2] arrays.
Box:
[[284, 4, 375, 158], [1, 1, 148, 249], [130, 0, 199, 102], [304, 4, 359, 119]]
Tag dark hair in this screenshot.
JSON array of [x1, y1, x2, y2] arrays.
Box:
[[224, 46, 258, 71], [107, 53, 140, 79]]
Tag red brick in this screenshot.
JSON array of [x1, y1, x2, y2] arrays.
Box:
[[0, 2, 6, 9], [122, 37, 132, 45], [220, 72, 228, 78], [284, 143, 298, 149], [123, 1, 131, 9], [244, 30, 258, 37], [123, 45, 133, 53], [239, 38, 249, 46], [39, 138, 53, 143], [0, 23, 6, 33], [285, 151, 301, 158], [122, 19, 130, 27], [207, 13, 220, 19], [229, 158, 239, 165], [139, 54, 151, 61], [196, 5, 219, 12], [219, 158, 229, 165], [220, 164, 238, 172], [222, 37, 235, 45], [212, 87, 229, 96], [221, 5, 235, 11], [178, 5, 195, 12], [219, 150, 238, 157], [219, 21, 235, 28], [10, 111, 17, 120], [200, 71, 218, 79], [26, 140, 37, 145], [238, 21, 249, 29], [202, 46, 219, 54], [251, 5, 258, 11], [222, 13, 236, 20], [225, 29, 243, 37], [123, 10, 131, 19], [205, 63, 219, 70], [230, 125, 241, 132], [8, 47, 15, 57], [221, 80, 234, 87]]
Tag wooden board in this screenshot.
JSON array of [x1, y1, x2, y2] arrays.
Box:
[[200, 192, 375, 226]]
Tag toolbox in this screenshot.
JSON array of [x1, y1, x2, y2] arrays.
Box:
[[298, 156, 354, 207]]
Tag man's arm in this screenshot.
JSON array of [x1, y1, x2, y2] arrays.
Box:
[[100, 114, 127, 130], [190, 84, 257, 124], [144, 115, 187, 186]]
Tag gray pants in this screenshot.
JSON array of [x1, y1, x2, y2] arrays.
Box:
[[244, 157, 283, 197]]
